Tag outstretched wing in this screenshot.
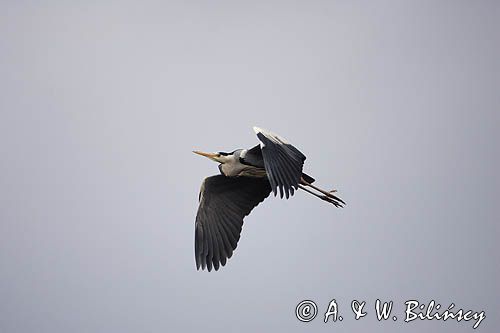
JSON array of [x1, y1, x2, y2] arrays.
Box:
[[195, 175, 271, 271], [253, 126, 306, 199]]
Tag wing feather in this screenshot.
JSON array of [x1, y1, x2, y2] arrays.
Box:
[[194, 175, 271, 271], [253, 127, 306, 198]]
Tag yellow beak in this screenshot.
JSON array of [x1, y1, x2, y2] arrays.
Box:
[[193, 150, 219, 161]]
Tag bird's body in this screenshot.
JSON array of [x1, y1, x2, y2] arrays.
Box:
[[193, 127, 344, 271], [217, 149, 267, 178]]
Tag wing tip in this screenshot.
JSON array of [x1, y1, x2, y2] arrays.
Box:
[[253, 126, 263, 134]]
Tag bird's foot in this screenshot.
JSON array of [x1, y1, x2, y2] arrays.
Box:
[[323, 189, 339, 199], [320, 195, 343, 208]]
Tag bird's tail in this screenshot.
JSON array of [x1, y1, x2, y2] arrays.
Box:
[[301, 172, 315, 184]]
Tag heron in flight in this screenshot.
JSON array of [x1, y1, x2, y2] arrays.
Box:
[[193, 127, 345, 271]]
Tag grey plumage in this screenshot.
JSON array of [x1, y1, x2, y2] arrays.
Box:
[[195, 175, 271, 271], [193, 126, 344, 271], [253, 127, 306, 199]]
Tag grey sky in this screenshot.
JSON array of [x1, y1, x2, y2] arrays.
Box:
[[1, 1, 499, 332]]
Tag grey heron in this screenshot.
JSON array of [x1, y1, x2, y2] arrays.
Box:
[[193, 126, 345, 271]]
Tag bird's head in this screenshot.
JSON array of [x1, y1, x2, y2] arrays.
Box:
[[192, 150, 232, 164]]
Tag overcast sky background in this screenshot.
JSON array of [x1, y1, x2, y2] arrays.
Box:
[[1, 1, 499, 332]]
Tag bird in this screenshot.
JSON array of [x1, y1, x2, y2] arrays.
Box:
[[193, 126, 345, 271]]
